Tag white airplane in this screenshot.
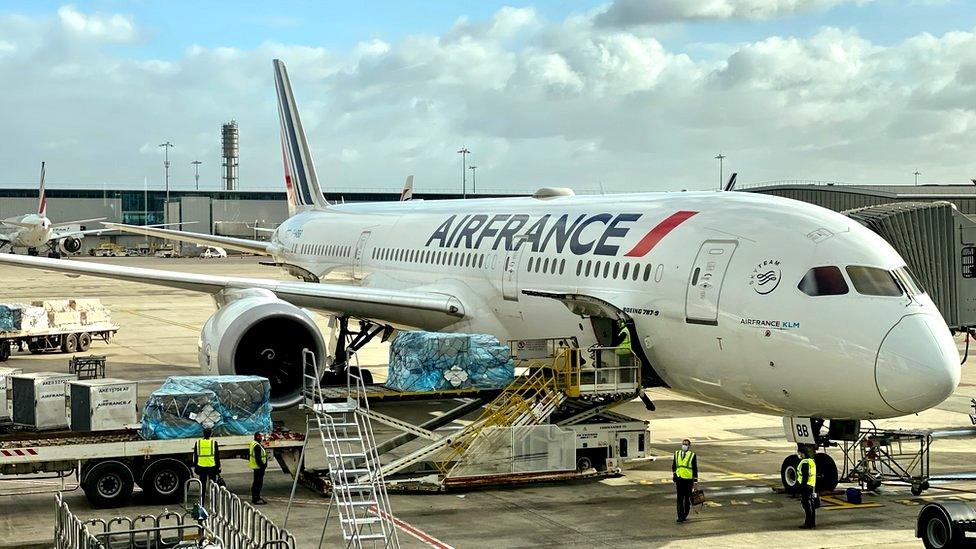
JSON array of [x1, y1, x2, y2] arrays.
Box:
[[0, 60, 960, 487], [0, 162, 108, 257]]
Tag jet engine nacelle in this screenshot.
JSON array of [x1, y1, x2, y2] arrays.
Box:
[[198, 289, 326, 409], [59, 237, 82, 254]]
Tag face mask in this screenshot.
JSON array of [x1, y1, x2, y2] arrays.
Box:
[[681, 444, 689, 452]]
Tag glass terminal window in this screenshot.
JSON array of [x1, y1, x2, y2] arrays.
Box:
[[798, 266, 849, 296]]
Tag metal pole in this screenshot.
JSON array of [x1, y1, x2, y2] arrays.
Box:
[[469, 165, 477, 195], [159, 141, 173, 223], [457, 148, 470, 199], [715, 154, 726, 190], [191, 160, 202, 191], [914, 170, 921, 186]]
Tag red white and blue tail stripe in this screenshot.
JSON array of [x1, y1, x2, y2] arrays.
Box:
[[37, 161, 47, 217], [273, 59, 329, 214]]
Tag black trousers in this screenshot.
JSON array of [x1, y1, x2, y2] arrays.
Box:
[[800, 486, 816, 527], [197, 466, 219, 502], [675, 478, 694, 520], [251, 467, 266, 502]]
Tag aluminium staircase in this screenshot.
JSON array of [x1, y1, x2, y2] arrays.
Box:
[[287, 350, 400, 549]]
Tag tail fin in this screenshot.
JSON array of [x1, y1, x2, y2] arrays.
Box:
[[37, 162, 47, 217], [273, 59, 330, 214], [400, 175, 414, 201]]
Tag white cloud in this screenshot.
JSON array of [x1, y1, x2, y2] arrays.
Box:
[[0, 4, 974, 192], [57, 4, 134, 43], [594, 0, 861, 26]]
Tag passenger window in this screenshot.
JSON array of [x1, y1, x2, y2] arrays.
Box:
[[543, 258, 550, 273], [603, 262, 610, 278], [585, 260, 592, 277], [643, 264, 652, 282], [846, 266, 902, 297], [622, 263, 629, 280], [527, 257, 535, 272], [798, 266, 849, 296], [594, 261, 601, 277], [559, 259, 566, 275], [479, 255, 485, 268], [633, 263, 640, 281], [576, 261, 582, 276], [612, 262, 620, 279]]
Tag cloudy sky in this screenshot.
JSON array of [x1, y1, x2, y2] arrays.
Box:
[[1, 1, 975, 193]]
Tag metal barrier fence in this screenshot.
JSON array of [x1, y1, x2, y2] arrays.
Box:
[[53, 481, 296, 549]]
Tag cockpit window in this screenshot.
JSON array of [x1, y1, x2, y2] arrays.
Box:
[[845, 266, 902, 297], [798, 266, 849, 296], [893, 266, 924, 297]]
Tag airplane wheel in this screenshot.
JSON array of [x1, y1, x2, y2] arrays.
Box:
[[815, 453, 838, 492], [780, 455, 801, 494], [27, 248, 38, 256]]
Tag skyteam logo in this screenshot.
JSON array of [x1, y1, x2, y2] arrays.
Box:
[[750, 259, 782, 295]]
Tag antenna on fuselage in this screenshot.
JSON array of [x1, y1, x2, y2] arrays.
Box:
[[723, 172, 738, 192]]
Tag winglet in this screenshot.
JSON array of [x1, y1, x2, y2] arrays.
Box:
[[37, 162, 47, 217], [273, 59, 329, 214], [400, 175, 414, 201]]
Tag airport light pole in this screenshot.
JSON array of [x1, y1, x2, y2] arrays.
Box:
[[191, 160, 202, 190], [715, 153, 726, 190], [914, 170, 921, 186], [159, 141, 173, 223], [457, 147, 470, 199], [469, 165, 477, 195]]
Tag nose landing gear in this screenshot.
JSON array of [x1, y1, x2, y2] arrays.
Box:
[[779, 417, 839, 494]]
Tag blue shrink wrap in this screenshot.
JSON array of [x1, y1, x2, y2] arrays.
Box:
[[140, 375, 272, 440], [385, 332, 514, 391]]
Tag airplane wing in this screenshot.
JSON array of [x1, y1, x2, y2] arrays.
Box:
[[101, 222, 272, 256], [51, 218, 106, 229], [54, 221, 197, 241], [0, 254, 465, 330]]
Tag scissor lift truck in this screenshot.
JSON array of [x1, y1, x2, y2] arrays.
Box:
[[290, 338, 649, 493], [0, 428, 305, 508]]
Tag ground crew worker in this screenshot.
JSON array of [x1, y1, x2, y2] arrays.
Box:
[[615, 320, 633, 367], [249, 432, 269, 505], [193, 427, 220, 500], [798, 446, 817, 529], [672, 439, 698, 523]]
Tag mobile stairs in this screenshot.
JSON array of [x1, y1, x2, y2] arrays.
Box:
[[285, 350, 400, 549]]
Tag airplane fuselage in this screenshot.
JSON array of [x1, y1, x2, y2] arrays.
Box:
[[4, 214, 54, 248], [267, 190, 960, 420]]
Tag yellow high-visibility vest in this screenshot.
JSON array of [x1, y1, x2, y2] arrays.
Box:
[[615, 326, 632, 356], [800, 457, 817, 488], [196, 438, 216, 468], [249, 441, 267, 470], [674, 450, 695, 480]]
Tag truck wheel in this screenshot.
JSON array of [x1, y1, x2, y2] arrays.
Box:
[[77, 332, 92, 352], [83, 461, 134, 508], [0, 341, 8, 362], [140, 459, 190, 503], [61, 333, 78, 353]]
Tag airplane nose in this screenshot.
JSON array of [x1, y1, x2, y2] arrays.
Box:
[[875, 314, 960, 414]]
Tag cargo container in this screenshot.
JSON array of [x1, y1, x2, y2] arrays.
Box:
[[11, 372, 77, 430], [66, 378, 138, 432], [0, 366, 22, 421]]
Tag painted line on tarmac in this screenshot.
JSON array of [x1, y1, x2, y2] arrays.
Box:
[[820, 495, 883, 510], [369, 506, 453, 549], [113, 308, 200, 331]]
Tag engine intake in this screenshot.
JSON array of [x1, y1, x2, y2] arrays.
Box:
[[59, 237, 82, 254], [199, 290, 326, 408]]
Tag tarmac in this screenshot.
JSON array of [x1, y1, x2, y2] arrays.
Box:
[[1, 256, 975, 548]]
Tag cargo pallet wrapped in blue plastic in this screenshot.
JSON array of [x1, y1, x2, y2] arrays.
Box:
[[140, 375, 273, 440], [386, 332, 514, 392]]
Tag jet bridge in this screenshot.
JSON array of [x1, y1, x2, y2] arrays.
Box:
[[843, 201, 976, 331]]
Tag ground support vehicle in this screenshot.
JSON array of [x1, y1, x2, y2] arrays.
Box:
[[0, 427, 305, 508]]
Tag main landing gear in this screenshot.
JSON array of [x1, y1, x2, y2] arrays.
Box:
[[779, 417, 840, 494], [322, 315, 396, 386]]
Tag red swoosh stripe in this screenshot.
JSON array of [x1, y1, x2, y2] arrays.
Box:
[[624, 210, 698, 257]]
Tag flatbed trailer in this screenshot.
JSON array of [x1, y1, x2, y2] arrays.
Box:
[[0, 427, 305, 508], [0, 322, 119, 361]]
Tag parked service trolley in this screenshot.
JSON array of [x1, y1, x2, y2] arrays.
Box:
[[0, 429, 305, 508], [66, 378, 137, 431], [0, 300, 119, 361], [10, 372, 76, 430], [0, 366, 22, 421]]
